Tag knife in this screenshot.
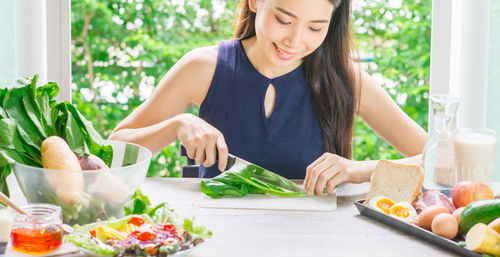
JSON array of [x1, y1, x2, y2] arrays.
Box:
[[179, 145, 301, 192]]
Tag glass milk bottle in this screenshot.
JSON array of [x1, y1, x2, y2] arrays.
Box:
[[455, 127, 497, 185], [422, 94, 460, 195]]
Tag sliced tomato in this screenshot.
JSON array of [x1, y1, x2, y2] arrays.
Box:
[[89, 230, 96, 237], [162, 223, 175, 231], [136, 224, 157, 241], [128, 215, 145, 226], [137, 230, 157, 241]]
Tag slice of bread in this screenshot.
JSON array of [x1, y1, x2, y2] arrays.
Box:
[[365, 160, 424, 204]]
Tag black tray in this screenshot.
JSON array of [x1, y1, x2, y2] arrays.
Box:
[[354, 199, 481, 257]]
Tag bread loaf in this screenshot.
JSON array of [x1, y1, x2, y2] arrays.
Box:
[[365, 160, 424, 204]]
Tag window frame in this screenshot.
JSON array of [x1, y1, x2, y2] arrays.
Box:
[[429, 0, 490, 129], [51, 1, 491, 125], [47, 0, 72, 102], [15, 0, 71, 102]]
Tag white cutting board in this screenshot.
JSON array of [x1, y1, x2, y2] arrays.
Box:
[[199, 192, 337, 211]]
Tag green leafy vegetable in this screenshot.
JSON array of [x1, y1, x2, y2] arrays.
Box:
[[247, 164, 300, 192], [64, 234, 117, 256], [123, 189, 212, 239], [0, 75, 113, 198], [201, 163, 308, 199], [124, 189, 152, 215], [183, 217, 212, 240]]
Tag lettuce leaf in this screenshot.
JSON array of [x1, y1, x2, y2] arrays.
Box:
[[64, 234, 117, 256]]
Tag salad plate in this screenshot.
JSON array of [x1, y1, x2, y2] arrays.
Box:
[[79, 248, 110, 257], [78, 247, 194, 257], [65, 190, 211, 257]]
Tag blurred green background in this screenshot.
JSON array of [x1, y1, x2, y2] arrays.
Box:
[[70, 0, 430, 177]]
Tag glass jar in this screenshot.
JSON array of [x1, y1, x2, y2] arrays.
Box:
[[10, 203, 63, 255], [422, 94, 460, 196], [0, 208, 13, 255]]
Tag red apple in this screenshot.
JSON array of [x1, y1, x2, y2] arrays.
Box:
[[451, 181, 494, 208]]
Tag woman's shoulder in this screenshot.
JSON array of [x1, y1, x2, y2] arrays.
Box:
[[181, 45, 219, 70], [167, 45, 220, 106], [172, 45, 219, 87]]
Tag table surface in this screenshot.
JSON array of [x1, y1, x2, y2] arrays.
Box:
[[7, 176, 500, 257]]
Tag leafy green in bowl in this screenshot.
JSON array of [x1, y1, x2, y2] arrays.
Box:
[[13, 140, 151, 225]]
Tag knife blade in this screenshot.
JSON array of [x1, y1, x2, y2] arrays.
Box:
[[179, 145, 301, 192], [179, 144, 256, 170]]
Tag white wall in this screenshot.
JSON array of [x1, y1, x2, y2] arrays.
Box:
[[0, 0, 15, 85]]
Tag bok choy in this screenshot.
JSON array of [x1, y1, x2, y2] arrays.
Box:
[[0, 75, 112, 197], [201, 163, 308, 198]]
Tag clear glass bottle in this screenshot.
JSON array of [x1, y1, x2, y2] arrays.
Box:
[[422, 94, 460, 196], [0, 208, 13, 255]]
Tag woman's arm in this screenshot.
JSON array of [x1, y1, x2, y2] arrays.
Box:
[[303, 63, 428, 195], [109, 46, 229, 170], [355, 65, 428, 157]]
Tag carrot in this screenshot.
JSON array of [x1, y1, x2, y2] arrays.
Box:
[[41, 136, 84, 205]]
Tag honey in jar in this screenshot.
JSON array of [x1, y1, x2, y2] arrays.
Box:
[[10, 203, 63, 255]]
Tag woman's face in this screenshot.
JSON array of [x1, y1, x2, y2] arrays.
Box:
[[252, 0, 334, 69]]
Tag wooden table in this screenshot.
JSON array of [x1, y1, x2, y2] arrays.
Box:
[[8, 176, 500, 257], [139, 178, 460, 257]]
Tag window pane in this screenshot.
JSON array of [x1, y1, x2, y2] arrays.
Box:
[[487, 1, 500, 182], [0, 0, 15, 85]]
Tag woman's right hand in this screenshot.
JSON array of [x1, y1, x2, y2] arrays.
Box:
[[176, 113, 228, 171]]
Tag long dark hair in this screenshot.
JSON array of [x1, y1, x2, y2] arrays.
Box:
[[234, 0, 356, 158]]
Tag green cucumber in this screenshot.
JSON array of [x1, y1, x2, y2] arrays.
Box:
[[459, 199, 500, 234]]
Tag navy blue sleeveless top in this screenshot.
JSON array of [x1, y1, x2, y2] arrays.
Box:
[[198, 40, 325, 179]]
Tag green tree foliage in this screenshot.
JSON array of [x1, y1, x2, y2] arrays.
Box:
[[71, 0, 237, 177], [71, 0, 430, 177], [352, 0, 430, 160]]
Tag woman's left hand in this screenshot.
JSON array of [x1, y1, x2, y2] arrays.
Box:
[[303, 153, 376, 196]]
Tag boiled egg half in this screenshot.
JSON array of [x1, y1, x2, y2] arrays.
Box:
[[368, 196, 395, 215], [390, 202, 417, 222]]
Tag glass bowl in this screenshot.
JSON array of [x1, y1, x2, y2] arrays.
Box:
[[12, 140, 152, 225]]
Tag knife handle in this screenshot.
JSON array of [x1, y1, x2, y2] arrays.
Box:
[[179, 144, 196, 165], [179, 144, 236, 171], [226, 154, 236, 171]]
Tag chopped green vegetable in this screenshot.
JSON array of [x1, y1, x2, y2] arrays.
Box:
[[201, 163, 308, 198], [247, 164, 300, 192]]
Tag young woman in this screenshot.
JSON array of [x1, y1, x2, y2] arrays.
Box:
[[109, 0, 428, 196]]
